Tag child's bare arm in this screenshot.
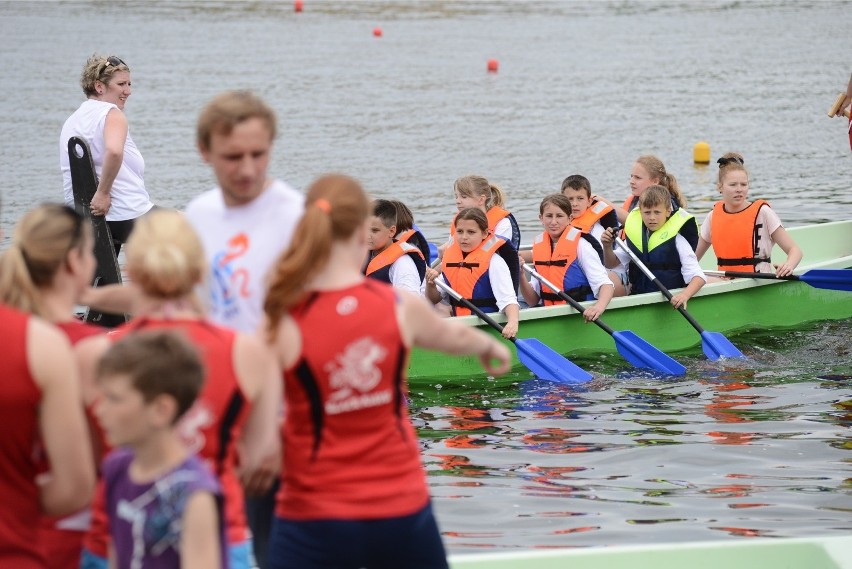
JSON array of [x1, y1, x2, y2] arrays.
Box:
[[670, 276, 705, 310], [181, 491, 222, 569], [770, 226, 803, 277]]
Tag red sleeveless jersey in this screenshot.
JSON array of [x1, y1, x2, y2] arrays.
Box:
[[38, 319, 103, 569], [86, 318, 251, 550], [0, 304, 45, 569], [276, 279, 429, 520]]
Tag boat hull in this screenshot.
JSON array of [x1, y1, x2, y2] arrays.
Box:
[[408, 221, 852, 381], [447, 534, 852, 569]]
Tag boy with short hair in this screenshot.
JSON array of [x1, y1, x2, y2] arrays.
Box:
[[363, 199, 426, 294], [95, 330, 225, 569], [561, 174, 626, 296], [601, 185, 705, 309]]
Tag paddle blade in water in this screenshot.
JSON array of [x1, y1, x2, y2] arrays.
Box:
[[515, 338, 593, 384], [700, 331, 746, 360], [612, 331, 687, 376], [800, 269, 852, 292]]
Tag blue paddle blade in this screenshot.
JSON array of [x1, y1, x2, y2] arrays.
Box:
[[800, 269, 852, 292], [612, 331, 686, 376], [515, 338, 593, 384], [700, 331, 746, 360]]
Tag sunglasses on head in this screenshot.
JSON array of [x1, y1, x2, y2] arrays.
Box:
[[105, 55, 126, 67], [717, 156, 744, 167]]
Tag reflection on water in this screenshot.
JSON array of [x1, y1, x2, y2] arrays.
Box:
[[415, 319, 852, 551]]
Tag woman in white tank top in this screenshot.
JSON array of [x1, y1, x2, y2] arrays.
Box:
[[60, 54, 154, 254]]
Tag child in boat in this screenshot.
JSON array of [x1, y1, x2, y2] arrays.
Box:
[[425, 207, 521, 338], [439, 174, 520, 259], [363, 199, 426, 294], [95, 330, 225, 569], [519, 194, 614, 322], [262, 174, 510, 569], [390, 198, 433, 264], [561, 174, 627, 297], [696, 153, 802, 277], [616, 155, 687, 224], [601, 185, 705, 309]]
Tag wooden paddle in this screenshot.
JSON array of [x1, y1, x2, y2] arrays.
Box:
[[614, 238, 745, 360], [523, 265, 686, 375], [827, 92, 851, 118], [706, 269, 852, 292], [433, 278, 593, 384]]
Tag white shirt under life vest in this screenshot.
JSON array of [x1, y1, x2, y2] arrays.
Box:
[[528, 237, 614, 299], [386, 254, 423, 295], [59, 99, 154, 221], [185, 179, 305, 333]]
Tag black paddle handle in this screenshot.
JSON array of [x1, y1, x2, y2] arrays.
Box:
[[523, 265, 615, 335], [717, 270, 800, 282], [433, 278, 515, 343]]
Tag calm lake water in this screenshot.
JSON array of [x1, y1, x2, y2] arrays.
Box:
[[1, 0, 850, 554]]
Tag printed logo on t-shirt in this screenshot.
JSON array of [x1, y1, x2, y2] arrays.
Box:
[[210, 232, 251, 321], [336, 295, 358, 316], [176, 401, 215, 454], [325, 337, 391, 415]]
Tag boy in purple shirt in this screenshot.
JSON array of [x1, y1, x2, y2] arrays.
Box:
[[95, 330, 226, 569]]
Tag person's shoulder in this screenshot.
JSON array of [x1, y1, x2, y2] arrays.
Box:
[[182, 454, 221, 492], [184, 188, 224, 216], [266, 180, 305, 205], [102, 448, 134, 479]]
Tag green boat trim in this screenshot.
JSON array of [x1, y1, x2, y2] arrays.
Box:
[[447, 534, 852, 569], [409, 220, 852, 381]]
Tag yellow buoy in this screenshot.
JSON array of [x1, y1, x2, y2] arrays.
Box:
[[693, 141, 710, 164]]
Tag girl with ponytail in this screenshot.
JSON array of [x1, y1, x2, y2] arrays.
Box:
[[263, 173, 510, 569], [696, 152, 801, 276], [0, 203, 98, 569], [617, 155, 687, 224]]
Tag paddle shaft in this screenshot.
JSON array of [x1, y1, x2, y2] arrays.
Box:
[[433, 278, 512, 338], [522, 265, 616, 335], [614, 238, 707, 334]]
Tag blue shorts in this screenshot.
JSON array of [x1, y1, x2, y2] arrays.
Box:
[[80, 540, 256, 569], [268, 502, 448, 569]]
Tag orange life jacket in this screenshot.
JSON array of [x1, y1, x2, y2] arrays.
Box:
[[709, 199, 771, 272], [621, 194, 639, 213], [532, 227, 602, 304], [570, 199, 615, 233], [442, 234, 513, 316], [395, 228, 431, 263], [364, 241, 426, 284]]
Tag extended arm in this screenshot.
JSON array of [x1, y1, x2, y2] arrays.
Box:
[[234, 333, 281, 496], [397, 291, 511, 376]]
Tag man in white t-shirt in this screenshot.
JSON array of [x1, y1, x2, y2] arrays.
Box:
[[185, 91, 304, 333], [184, 91, 304, 569]]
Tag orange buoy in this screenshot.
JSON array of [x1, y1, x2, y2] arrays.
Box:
[[373, 27, 382, 37], [294, 0, 303, 12], [487, 58, 499, 73]]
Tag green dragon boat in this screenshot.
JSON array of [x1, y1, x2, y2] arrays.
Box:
[[408, 220, 852, 381], [447, 534, 852, 568]]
